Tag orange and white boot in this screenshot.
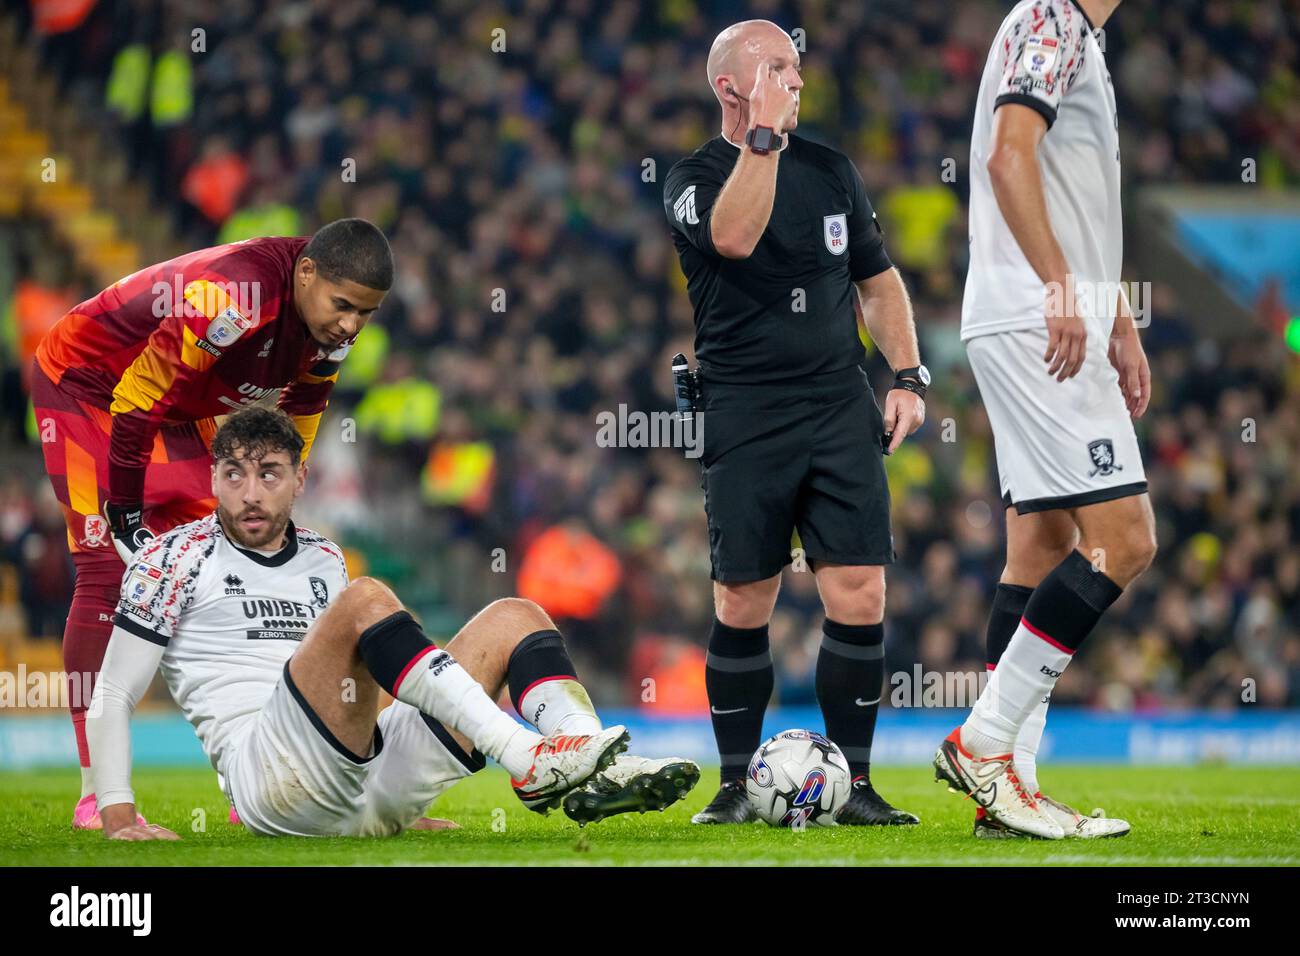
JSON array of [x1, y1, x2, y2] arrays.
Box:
[[511, 726, 629, 814]]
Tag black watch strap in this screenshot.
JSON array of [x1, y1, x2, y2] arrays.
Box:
[[891, 377, 927, 399]]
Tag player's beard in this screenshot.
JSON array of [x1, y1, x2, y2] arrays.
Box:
[[218, 502, 292, 551]]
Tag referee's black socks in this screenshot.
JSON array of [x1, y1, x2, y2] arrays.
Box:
[[705, 618, 774, 783], [816, 619, 885, 780]]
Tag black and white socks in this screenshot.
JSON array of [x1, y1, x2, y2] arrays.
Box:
[[507, 629, 602, 737], [985, 583, 1047, 793], [964, 551, 1123, 757], [357, 611, 538, 778]]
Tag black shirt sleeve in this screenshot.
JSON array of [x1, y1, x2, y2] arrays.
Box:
[[845, 158, 893, 282], [664, 156, 727, 257]]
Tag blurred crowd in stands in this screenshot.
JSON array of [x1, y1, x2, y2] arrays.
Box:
[[2, 0, 1298, 712]]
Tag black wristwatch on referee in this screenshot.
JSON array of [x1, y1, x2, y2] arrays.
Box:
[[891, 365, 930, 399], [744, 126, 785, 155]]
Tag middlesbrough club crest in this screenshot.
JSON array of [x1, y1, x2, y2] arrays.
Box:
[[1087, 438, 1123, 477], [309, 576, 329, 608], [81, 514, 108, 548]]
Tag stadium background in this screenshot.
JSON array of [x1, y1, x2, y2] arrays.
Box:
[[1, 0, 1298, 769]]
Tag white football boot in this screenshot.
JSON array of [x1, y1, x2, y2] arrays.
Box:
[[1038, 793, 1131, 837], [974, 794, 1131, 838], [562, 754, 701, 826], [934, 727, 1064, 839], [512, 725, 629, 814]]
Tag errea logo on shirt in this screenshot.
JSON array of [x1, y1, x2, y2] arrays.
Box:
[[673, 185, 699, 225]]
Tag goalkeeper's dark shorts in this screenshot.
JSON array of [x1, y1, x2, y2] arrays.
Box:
[[697, 366, 895, 584]]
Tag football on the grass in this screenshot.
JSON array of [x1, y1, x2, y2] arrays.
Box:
[[745, 729, 852, 827]]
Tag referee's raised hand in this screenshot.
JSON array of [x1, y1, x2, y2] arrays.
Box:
[[883, 385, 925, 455], [748, 61, 798, 131]]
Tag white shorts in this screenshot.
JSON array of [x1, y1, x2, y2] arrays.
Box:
[[224, 663, 485, 837], [966, 326, 1147, 513]]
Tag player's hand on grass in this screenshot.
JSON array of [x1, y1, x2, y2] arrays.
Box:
[[106, 823, 180, 841], [407, 817, 460, 831], [101, 803, 179, 841], [1108, 323, 1150, 418], [883, 387, 925, 455], [749, 61, 797, 132]]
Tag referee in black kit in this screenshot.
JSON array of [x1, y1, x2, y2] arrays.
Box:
[[664, 20, 928, 825]]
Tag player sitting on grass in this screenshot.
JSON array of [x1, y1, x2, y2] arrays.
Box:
[[86, 407, 699, 839]]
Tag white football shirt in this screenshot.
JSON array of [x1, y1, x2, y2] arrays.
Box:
[[962, 0, 1122, 341], [113, 512, 350, 777]]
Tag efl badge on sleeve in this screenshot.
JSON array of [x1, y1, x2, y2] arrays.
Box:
[[1023, 35, 1059, 77], [206, 305, 253, 348], [823, 213, 848, 255], [127, 562, 165, 607]]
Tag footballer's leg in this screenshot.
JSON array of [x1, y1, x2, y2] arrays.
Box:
[[436, 598, 698, 823], [814, 562, 918, 825], [691, 574, 782, 824], [30, 372, 151, 830], [973, 507, 1130, 838], [476, 603, 698, 824], [938, 493, 1155, 837], [295, 580, 628, 809], [974, 506, 1072, 838], [359, 597, 695, 828]]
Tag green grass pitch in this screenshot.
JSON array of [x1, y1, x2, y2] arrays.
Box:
[[3, 766, 1298, 866]]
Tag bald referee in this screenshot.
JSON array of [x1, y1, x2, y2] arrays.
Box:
[[664, 20, 926, 825]]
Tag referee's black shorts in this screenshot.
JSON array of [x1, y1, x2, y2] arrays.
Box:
[[698, 366, 895, 583]]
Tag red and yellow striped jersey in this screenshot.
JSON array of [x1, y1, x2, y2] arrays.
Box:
[[36, 236, 347, 505]]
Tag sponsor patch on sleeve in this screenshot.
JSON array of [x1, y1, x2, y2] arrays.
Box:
[[1022, 35, 1059, 76], [125, 561, 165, 607], [206, 305, 253, 347]]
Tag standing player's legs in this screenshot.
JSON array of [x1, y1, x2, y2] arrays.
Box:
[[964, 493, 1155, 755], [939, 328, 1156, 836], [31, 364, 216, 828]]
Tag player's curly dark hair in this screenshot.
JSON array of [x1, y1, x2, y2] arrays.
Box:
[[301, 217, 394, 291], [211, 407, 305, 467]]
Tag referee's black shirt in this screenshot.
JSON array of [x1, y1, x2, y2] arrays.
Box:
[[663, 133, 893, 387]]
